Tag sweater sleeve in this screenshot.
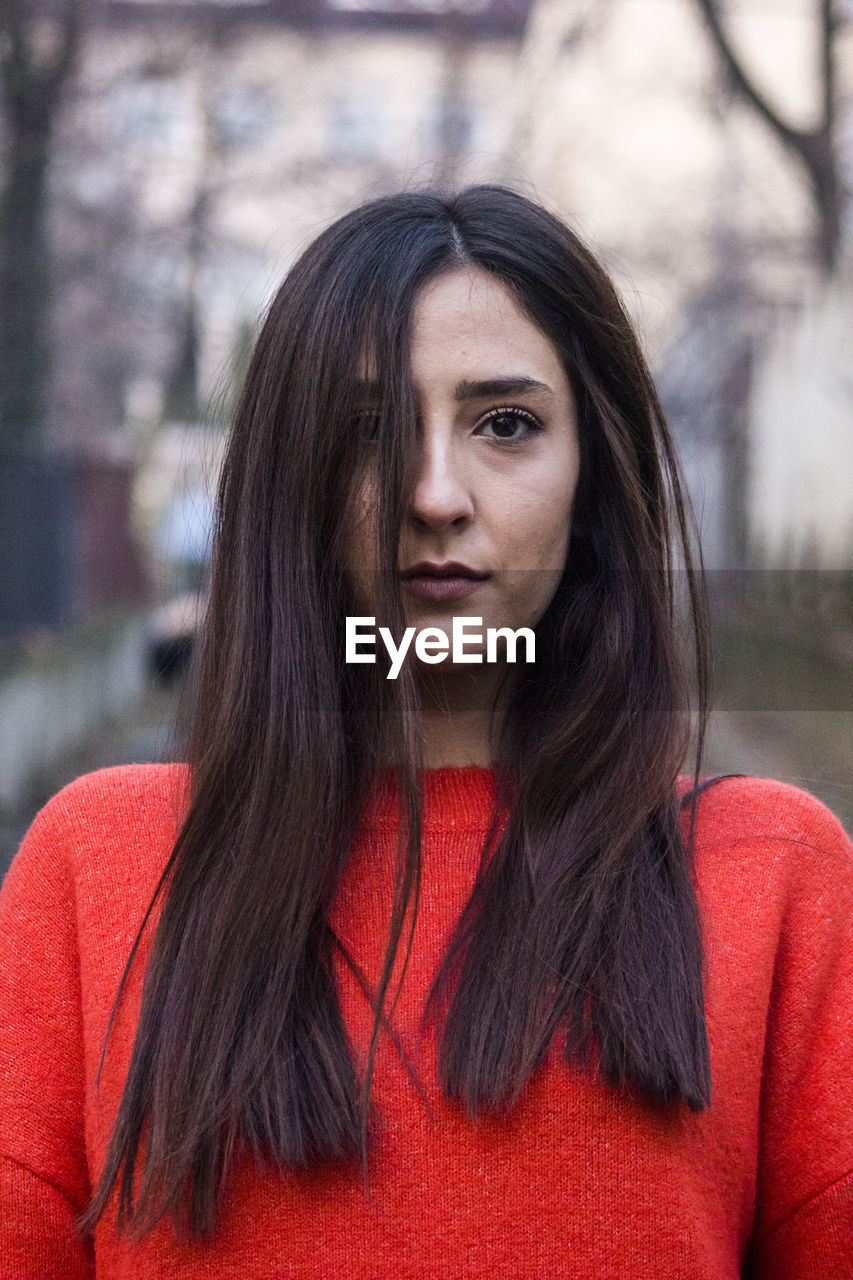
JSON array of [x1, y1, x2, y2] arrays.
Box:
[[747, 785, 853, 1279], [0, 789, 95, 1278]]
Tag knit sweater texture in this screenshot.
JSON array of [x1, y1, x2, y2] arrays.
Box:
[[0, 763, 851, 1278]]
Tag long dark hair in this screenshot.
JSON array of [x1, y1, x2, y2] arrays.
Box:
[[80, 185, 714, 1241]]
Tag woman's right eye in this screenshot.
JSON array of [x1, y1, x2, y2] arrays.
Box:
[[352, 411, 381, 440]]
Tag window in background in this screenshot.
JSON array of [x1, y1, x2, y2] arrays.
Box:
[[211, 86, 277, 150], [110, 78, 184, 148], [328, 92, 387, 161], [426, 94, 475, 157]]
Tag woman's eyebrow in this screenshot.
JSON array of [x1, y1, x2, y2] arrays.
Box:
[[352, 376, 554, 401], [353, 379, 381, 401], [454, 376, 554, 400]]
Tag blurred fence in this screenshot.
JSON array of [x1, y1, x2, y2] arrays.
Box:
[[0, 612, 150, 811], [0, 450, 149, 643], [0, 454, 74, 640], [0, 448, 152, 811]]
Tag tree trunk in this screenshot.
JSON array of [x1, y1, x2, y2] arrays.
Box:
[[0, 102, 53, 452], [0, 0, 84, 453], [800, 129, 841, 276]]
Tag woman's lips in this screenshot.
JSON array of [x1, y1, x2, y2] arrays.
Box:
[[401, 575, 489, 601]]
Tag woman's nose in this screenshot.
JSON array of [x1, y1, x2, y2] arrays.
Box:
[[407, 433, 474, 533]]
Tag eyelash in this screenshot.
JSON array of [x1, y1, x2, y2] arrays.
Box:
[[477, 406, 544, 444]]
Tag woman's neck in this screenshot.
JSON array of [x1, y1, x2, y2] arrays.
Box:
[[408, 665, 513, 769]]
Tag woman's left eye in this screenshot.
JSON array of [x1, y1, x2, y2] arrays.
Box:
[[477, 407, 543, 443]]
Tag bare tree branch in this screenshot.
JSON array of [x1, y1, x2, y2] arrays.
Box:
[[692, 0, 808, 154], [819, 0, 836, 137], [691, 0, 841, 274]]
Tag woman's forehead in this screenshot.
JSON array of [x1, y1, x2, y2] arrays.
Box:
[[409, 269, 567, 396], [356, 268, 566, 398]]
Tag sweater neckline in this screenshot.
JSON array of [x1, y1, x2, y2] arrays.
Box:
[[360, 764, 508, 831], [358, 766, 702, 833]]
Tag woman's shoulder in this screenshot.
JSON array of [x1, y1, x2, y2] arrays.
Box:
[[4, 763, 189, 901], [677, 771, 850, 845], [26, 760, 188, 843], [677, 771, 853, 913], [37, 759, 188, 808], [677, 771, 849, 839]]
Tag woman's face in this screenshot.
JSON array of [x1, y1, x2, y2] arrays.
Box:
[[343, 266, 581, 670]]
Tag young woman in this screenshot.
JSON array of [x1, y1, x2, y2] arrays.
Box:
[[0, 186, 850, 1278]]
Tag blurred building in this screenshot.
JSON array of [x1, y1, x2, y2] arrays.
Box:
[[509, 0, 853, 569], [748, 283, 853, 569], [11, 0, 853, 587], [3, 0, 535, 664], [511, 0, 848, 328], [50, 0, 533, 457]]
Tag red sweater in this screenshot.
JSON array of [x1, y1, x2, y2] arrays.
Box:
[[0, 764, 851, 1278]]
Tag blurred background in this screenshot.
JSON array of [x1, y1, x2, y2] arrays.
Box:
[[1, 0, 851, 870]]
